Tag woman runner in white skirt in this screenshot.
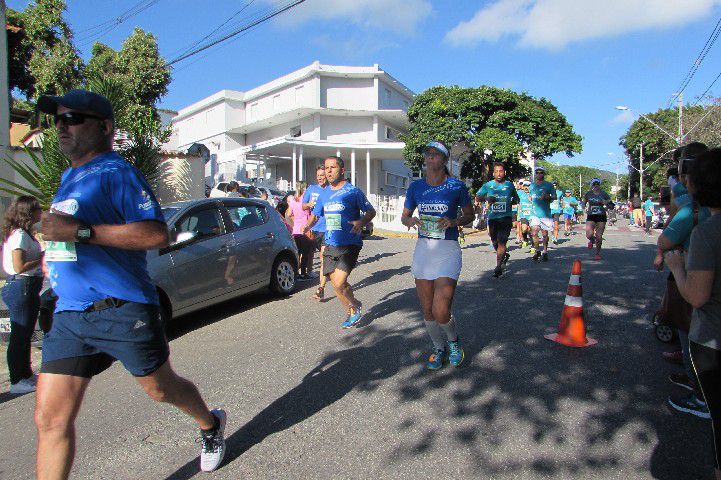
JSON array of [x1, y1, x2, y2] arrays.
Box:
[[401, 141, 475, 370]]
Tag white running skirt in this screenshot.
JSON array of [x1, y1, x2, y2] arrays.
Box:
[[529, 216, 554, 232], [412, 238, 462, 280]]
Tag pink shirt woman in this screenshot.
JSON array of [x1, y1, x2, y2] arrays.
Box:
[[288, 196, 310, 236]]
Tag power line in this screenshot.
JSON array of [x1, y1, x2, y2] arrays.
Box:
[[668, 14, 721, 107], [75, 0, 162, 46], [168, 0, 258, 61], [167, 0, 306, 66], [696, 70, 721, 102]]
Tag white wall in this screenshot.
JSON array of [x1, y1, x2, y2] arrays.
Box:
[[320, 77, 376, 110], [245, 77, 315, 124], [378, 80, 412, 111], [319, 116, 373, 143]]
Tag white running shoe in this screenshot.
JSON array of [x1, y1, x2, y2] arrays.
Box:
[[10, 378, 36, 394], [200, 409, 227, 472]]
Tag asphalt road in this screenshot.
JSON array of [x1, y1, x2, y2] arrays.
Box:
[[0, 221, 714, 479]]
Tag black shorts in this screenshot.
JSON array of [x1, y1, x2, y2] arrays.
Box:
[[519, 217, 530, 226], [322, 245, 362, 276], [586, 214, 607, 224], [312, 231, 325, 251], [488, 217, 513, 245], [552, 213, 561, 222]]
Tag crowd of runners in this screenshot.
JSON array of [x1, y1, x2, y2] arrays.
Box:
[[2, 89, 721, 479]]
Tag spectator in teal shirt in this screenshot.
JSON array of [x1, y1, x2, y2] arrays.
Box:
[[643, 196, 655, 234]]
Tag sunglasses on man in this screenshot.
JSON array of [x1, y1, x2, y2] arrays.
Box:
[[53, 111, 105, 126]]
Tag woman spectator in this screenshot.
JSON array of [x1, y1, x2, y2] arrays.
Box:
[[1, 196, 44, 394], [287, 182, 314, 280], [665, 148, 721, 479]]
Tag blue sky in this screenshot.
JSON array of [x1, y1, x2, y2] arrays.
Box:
[[8, 0, 721, 171]]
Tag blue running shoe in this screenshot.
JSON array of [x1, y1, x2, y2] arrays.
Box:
[[426, 348, 446, 370], [447, 339, 464, 367], [341, 305, 362, 329]]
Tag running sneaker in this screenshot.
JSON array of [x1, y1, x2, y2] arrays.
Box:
[[668, 393, 710, 419], [200, 409, 227, 472], [532, 250, 541, 262], [668, 373, 694, 392], [502, 252, 511, 266], [426, 347, 446, 370], [564, 231, 570, 237], [587, 237, 595, 249], [552, 236, 558, 245], [341, 305, 363, 329], [312, 286, 324, 301], [9, 378, 36, 394], [522, 241, 528, 249], [493, 266, 503, 278], [447, 339, 464, 367], [541, 252, 549, 262]]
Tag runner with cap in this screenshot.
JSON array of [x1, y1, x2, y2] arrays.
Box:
[[304, 156, 376, 329], [34, 90, 227, 476], [517, 181, 533, 251], [401, 141, 474, 370], [528, 166, 556, 262], [476, 162, 519, 277], [561, 190, 578, 236], [582, 178, 614, 260], [550, 180, 564, 244]]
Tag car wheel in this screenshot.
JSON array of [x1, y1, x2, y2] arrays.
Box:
[[655, 324, 675, 343], [270, 255, 296, 295]]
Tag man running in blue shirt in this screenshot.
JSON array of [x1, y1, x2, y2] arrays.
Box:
[[476, 162, 519, 277], [35, 90, 226, 476], [302, 165, 328, 300], [305, 156, 376, 328], [528, 167, 557, 262]]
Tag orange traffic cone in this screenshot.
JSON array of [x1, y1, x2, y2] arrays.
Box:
[[544, 259, 597, 347]]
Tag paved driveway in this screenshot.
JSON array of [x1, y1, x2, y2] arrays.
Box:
[[0, 223, 713, 479]]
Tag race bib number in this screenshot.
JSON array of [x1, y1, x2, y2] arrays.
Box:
[[590, 206, 604, 215], [419, 214, 445, 239], [325, 214, 342, 231], [44, 241, 77, 262], [491, 203, 507, 213]]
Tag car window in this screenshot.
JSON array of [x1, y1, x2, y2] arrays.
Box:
[[175, 207, 223, 241], [226, 204, 268, 231]]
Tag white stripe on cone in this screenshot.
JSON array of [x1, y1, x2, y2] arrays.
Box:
[[569, 274, 581, 286], [564, 295, 583, 308]]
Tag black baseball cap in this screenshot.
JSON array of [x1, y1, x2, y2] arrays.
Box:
[[38, 89, 115, 121]]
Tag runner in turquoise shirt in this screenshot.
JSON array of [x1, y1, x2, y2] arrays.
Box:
[[549, 180, 564, 244], [528, 167, 556, 261]]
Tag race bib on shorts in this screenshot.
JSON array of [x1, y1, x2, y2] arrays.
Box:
[[44, 241, 77, 262], [590, 206, 604, 215], [325, 214, 342, 231], [419, 214, 445, 239]]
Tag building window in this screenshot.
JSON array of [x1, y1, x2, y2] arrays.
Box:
[[385, 126, 399, 140], [295, 86, 304, 106], [384, 88, 391, 106], [249, 102, 258, 121], [290, 126, 301, 138], [273, 94, 281, 111]]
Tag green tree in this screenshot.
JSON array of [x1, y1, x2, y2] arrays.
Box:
[[6, 0, 83, 100], [537, 161, 627, 200], [402, 86, 582, 190]]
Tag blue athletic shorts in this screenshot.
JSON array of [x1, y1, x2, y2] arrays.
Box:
[[563, 213, 574, 220], [42, 302, 169, 377]]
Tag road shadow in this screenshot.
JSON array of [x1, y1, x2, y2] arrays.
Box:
[[163, 331, 424, 480], [163, 237, 712, 479]]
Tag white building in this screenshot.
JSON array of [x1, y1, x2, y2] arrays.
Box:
[[170, 61, 416, 199]]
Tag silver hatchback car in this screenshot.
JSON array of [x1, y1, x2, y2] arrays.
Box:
[[148, 197, 298, 323]]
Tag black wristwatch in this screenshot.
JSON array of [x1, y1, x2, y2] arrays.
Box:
[[75, 224, 93, 243]]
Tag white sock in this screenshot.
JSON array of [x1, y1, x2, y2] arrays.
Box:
[[424, 320, 445, 350], [439, 316, 458, 342]]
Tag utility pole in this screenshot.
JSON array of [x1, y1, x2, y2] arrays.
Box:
[[639, 143, 644, 200], [615, 165, 620, 202], [579, 174, 582, 198], [678, 93, 683, 144]]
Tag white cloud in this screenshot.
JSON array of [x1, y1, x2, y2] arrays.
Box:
[[270, 0, 432, 34], [445, 0, 721, 50]]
